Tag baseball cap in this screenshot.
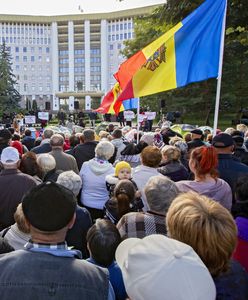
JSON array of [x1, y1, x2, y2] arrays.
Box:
[[116, 235, 216, 300], [22, 181, 77, 232], [0, 146, 19, 164], [212, 133, 234, 148]]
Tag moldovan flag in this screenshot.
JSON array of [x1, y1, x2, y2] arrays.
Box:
[[95, 83, 138, 114], [95, 83, 122, 114], [114, 0, 227, 113]]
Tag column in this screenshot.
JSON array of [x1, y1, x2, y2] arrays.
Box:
[[68, 21, 75, 111], [84, 20, 90, 91], [101, 19, 108, 96], [51, 22, 59, 111]]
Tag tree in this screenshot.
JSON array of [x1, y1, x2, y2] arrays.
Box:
[[0, 42, 21, 116], [32, 99, 38, 111]]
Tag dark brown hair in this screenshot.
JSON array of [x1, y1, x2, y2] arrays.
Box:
[[19, 152, 42, 178], [114, 179, 136, 218]]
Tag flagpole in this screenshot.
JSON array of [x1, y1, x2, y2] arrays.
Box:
[[136, 98, 140, 143], [213, 0, 227, 136]]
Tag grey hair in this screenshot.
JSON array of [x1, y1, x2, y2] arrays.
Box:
[[144, 175, 179, 213], [50, 134, 64, 147], [37, 154, 56, 173], [57, 171, 82, 196], [43, 128, 54, 139], [95, 141, 115, 160]]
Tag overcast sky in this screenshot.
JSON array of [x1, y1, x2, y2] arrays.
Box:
[[2, 0, 165, 15]]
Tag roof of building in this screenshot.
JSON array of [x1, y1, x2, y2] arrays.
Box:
[[0, 4, 162, 23]]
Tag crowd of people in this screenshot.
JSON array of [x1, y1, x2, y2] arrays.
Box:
[[0, 120, 248, 299]]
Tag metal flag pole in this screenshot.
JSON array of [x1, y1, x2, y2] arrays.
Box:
[[136, 97, 140, 143], [213, 0, 228, 136]]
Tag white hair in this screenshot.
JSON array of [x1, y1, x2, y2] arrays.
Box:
[[95, 141, 115, 160], [37, 154, 56, 173], [57, 171, 82, 196]]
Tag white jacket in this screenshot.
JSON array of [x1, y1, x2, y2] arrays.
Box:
[[80, 158, 114, 210]]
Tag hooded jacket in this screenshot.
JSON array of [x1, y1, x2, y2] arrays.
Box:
[[176, 178, 232, 210], [80, 158, 114, 210]]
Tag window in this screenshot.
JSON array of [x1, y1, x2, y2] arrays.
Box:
[[112, 35, 115, 41], [38, 56, 42, 62], [120, 34, 123, 40], [116, 24, 119, 31], [128, 32, 131, 39], [15, 56, 19, 62], [124, 23, 127, 30], [74, 57, 84, 63], [120, 24, 123, 30], [24, 84, 28, 92], [46, 47, 50, 53], [39, 47, 42, 53], [109, 44, 113, 50], [16, 65, 20, 71], [31, 56, 35, 62], [23, 56, 27, 62], [124, 33, 127, 39], [108, 35, 111, 41], [128, 23, 132, 29], [31, 65, 35, 71], [112, 25, 115, 31], [117, 43, 121, 49], [31, 47, 35, 52], [108, 25, 111, 32], [116, 34, 119, 40], [46, 57, 50, 62], [23, 47, 27, 52]]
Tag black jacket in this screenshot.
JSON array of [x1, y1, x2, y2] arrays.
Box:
[[73, 141, 98, 170]]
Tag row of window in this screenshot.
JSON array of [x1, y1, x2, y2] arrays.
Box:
[[15, 46, 50, 53], [16, 74, 51, 81], [109, 44, 122, 50], [1, 37, 51, 45], [1, 26, 50, 35], [59, 49, 100, 56], [108, 32, 132, 42], [18, 84, 51, 93], [15, 65, 50, 72], [108, 22, 132, 32], [15, 56, 50, 63]]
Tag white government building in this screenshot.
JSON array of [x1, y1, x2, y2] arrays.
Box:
[[0, 5, 159, 112]]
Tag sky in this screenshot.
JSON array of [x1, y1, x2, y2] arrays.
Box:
[[1, 0, 165, 15]]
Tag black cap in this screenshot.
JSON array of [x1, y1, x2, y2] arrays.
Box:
[[191, 129, 203, 136], [212, 133, 234, 148], [22, 181, 77, 232]]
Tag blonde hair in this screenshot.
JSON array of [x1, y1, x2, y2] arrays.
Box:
[[14, 203, 30, 234], [236, 124, 247, 134], [161, 145, 181, 162], [166, 192, 237, 277]]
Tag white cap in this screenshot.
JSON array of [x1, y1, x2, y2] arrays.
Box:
[[116, 235, 216, 300], [0, 146, 20, 164]]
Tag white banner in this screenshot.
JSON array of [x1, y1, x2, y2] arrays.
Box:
[[38, 112, 49, 121], [145, 111, 156, 120], [124, 110, 135, 120], [138, 114, 145, 123], [24, 115, 36, 124]]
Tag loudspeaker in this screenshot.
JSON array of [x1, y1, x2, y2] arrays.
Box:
[[74, 101, 79, 109], [161, 99, 166, 108], [45, 102, 51, 110]]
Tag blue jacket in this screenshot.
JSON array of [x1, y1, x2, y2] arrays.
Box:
[[0, 249, 110, 300]]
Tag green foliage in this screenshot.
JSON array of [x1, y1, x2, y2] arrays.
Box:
[[0, 42, 21, 116], [120, 1, 248, 126]]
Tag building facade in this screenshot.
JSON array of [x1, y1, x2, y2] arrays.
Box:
[[0, 5, 158, 111]]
